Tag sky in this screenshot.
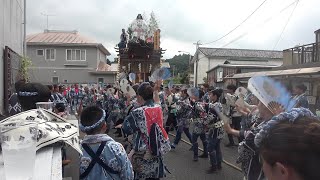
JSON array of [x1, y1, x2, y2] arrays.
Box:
[[26, 0, 320, 60]]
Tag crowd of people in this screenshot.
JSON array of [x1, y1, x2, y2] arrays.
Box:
[[5, 75, 320, 180]]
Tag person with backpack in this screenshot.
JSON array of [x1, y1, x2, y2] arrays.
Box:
[[121, 82, 171, 180], [79, 106, 134, 180]]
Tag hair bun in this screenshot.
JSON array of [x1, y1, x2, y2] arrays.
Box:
[[304, 122, 320, 136]]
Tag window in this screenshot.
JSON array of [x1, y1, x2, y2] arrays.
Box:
[[98, 77, 104, 84], [64, 80, 68, 83], [52, 77, 59, 84], [66, 49, 86, 61], [37, 49, 44, 56], [45, 49, 55, 60], [217, 71, 223, 82]]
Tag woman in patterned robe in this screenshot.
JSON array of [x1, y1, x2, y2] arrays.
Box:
[[190, 96, 208, 161], [224, 101, 275, 180], [122, 82, 171, 180], [171, 88, 193, 149]]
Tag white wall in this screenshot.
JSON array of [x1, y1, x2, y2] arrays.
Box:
[[194, 54, 283, 86], [0, 0, 25, 114], [194, 52, 226, 86]]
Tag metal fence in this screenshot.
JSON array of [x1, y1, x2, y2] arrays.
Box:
[[284, 42, 320, 65], [4, 46, 22, 115]]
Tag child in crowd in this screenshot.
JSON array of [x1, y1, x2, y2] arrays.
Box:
[[79, 106, 134, 180]]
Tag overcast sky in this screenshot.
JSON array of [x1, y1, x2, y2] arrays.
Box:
[[27, 0, 320, 60]]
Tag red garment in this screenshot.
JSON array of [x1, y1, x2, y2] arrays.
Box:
[[63, 90, 68, 96], [143, 106, 168, 139]]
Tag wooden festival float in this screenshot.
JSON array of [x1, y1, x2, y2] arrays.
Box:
[[115, 14, 166, 83]]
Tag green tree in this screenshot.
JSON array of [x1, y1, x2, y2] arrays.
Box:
[[180, 72, 189, 84], [148, 11, 159, 36], [203, 77, 208, 84], [165, 54, 190, 77]]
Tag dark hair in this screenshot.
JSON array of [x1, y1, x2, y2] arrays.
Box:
[[132, 84, 139, 93], [296, 84, 307, 92], [199, 89, 205, 99], [58, 85, 64, 92], [226, 84, 237, 92], [203, 84, 209, 89], [47, 85, 53, 91], [209, 89, 222, 99], [14, 79, 26, 92], [17, 83, 51, 110], [55, 103, 65, 112], [137, 82, 153, 101], [106, 85, 112, 89], [182, 89, 188, 96], [53, 84, 58, 89], [80, 106, 105, 135], [260, 116, 320, 180]]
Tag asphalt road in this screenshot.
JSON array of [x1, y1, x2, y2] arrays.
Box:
[[112, 130, 243, 180], [63, 122, 243, 180]]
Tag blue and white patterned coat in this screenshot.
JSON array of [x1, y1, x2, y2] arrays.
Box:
[[176, 97, 193, 130], [190, 101, 207, 134], [80, 134, 134, 180], [122, 100, 171, 179]]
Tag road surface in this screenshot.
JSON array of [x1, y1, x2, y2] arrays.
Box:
[[63, 126, 243, 180]]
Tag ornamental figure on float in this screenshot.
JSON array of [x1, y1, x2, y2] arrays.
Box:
[[129, 14, 148, 42]]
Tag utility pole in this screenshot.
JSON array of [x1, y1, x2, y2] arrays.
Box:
[[23, 0, 26, 56], [193, 40, 202, 87]]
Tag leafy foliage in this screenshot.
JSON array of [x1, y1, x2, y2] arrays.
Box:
[[165, 54, 190, 75], [20, 56, 32, 81], [165, 54, 191, 85], [148, 11, 159, 36]]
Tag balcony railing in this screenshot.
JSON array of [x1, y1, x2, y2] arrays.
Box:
[[283, 42, 320, 65]]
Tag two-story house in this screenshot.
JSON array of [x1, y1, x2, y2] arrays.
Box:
[[26, 30, 117, 85], [190, 47, 283, 87], [207, 63, 278, 88], [227, 29, 320, 113], [1, 0, 25, 115]]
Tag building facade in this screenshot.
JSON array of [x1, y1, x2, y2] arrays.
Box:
[[207, 64, 277, 88], [0, 0, 25, 114], [27, 30, 117, 85], [227, 29, 320, 113], [190, 47, 283, 87]]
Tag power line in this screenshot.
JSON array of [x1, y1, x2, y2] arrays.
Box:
[[202, 0, 268, 45], [272, 0, 300, 50], [194, 0, 299, 62], [222, 0, 299, 48]]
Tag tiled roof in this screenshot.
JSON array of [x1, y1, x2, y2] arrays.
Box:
[[26, 30, 96, 44], [110, 63, 119, 71], [198, 47, 283, 59], [27, 30, 110, 55]]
